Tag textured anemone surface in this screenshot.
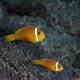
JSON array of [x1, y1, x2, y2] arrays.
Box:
[[0, 38, 73, 80]]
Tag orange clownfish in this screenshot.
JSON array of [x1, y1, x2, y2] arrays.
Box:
[[32, 58, 63, 72], [5, 25, 45, 43]]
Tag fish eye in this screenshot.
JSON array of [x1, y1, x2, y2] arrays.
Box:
[[38, 31, 40, 35], [58, 65, 60, 68]]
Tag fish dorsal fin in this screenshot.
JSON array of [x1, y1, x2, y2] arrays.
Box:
[[41, 58, 48, 60], [15, 27, 26, 33]]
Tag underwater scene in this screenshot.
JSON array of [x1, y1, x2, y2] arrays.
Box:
[[0, 0, 80, 80]]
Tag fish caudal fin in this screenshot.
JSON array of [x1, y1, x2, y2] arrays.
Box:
[[5, 34, 15, 42], [32, 60, 40, 65]]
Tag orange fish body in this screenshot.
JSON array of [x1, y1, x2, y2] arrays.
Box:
[[5, 25, 45, 43], [32, 58, 63, 72]]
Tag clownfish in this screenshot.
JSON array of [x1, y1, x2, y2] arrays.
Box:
[[5, 25, 45, 43], [32, 58, 63, 72]]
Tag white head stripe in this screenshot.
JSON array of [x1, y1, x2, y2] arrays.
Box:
[[35, 27, 38, 41], [56, 61, 59, 71]]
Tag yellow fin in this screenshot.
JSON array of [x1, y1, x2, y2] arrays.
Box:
[[32, 60, 40, 64], [41, 58, 48, 60], [15, 27, 25, 33], [5, 34, 15, 42]]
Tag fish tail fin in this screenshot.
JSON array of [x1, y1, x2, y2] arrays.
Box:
[[32, 60, 40, 65], [5, 34, 15, 42]]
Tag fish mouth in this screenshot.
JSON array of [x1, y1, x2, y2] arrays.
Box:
[[61, 66, 64, 71], [42, 35, 45, 40], [42, 32, 46, 39]]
